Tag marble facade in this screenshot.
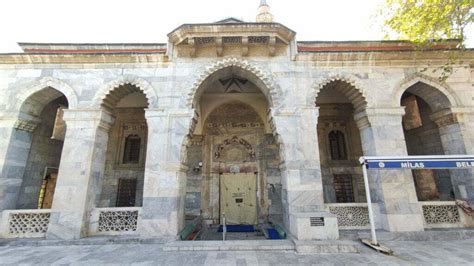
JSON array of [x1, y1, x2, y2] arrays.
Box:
[[0, 15, 473, 240]]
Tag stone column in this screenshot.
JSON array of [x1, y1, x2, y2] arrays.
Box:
[[431, 108, 474, 204], [0, 117, 39, 211], [139, 108, 194, 239], [271, 107, 339, 240], [46, 109, 113, 240], [355, 107, 424, 232]]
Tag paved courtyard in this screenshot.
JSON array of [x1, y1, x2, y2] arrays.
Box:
[[0, 239, 472, 265]]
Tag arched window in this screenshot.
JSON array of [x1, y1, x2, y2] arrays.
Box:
[[329, 130, 347, 160], [123, 134, 141, 164]]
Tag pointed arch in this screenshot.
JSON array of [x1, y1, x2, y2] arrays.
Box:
[[187, 57, 283, 108], [14, 77, 78, 115], [394, 73, 460, 111], [93, 76, 157, 109], [313, 74, 368, 111]]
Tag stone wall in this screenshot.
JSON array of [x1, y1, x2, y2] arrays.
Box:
[[184, 139, 203, 217], [261, 134, 282, 223]]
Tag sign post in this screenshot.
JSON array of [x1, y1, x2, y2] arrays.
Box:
[[359, 155, 474, 251], [361, 161, 378, 245]]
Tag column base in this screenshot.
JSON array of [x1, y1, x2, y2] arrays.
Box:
[[289, 211, 339, 240], [46, 211, 85, 240]]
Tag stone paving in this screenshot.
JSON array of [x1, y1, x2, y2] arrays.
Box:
[[0, 239, 473, 265]]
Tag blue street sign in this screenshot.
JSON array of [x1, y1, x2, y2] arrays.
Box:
[[365, 160, 474, 169], [360, 156, 474, 170]]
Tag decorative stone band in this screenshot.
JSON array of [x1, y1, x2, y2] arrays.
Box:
[[421, 201, 462, 228], [0, 209, 51, 238], [88, 207, 141, 236], [14, 119, 39, 133], [326, 203, 370, 229]]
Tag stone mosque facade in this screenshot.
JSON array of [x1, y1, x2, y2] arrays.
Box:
[[0, 1, 473, 241]]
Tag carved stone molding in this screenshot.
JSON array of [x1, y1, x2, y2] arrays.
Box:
[[214, 136, 255, 160], [14, 119, 39, 133], [93, 76, 157, 109], [313, 74, 368, 111]]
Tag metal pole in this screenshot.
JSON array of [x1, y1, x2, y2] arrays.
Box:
[[362, 162, 378, 245], [222, 213, 226, 242]]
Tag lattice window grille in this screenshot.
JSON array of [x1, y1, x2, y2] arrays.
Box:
[[9, 212, 51, 235], [223, 36, 242, 44], [248, 36, 269, 44], [195, 37, 215, 45], [422, 204, 460, 224], [98, 210, 138, 232], [329, 206, 370, 227]]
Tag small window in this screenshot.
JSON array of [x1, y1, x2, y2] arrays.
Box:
[[116, 178, 137, 207], [329, 130, 347, 160], [123, 135, 141, 164], [333, 174, 354, 203]]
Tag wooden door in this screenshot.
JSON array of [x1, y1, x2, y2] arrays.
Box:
[[220, 173, 257, 225], [41, 173, 58, 209]]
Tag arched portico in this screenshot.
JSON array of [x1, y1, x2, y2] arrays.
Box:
[[47, 81, 152, 240], [312, 76, 425, 232], [139, 60, 338, 240], [399, 80, 472, 204], [0, 85, 70, 212]]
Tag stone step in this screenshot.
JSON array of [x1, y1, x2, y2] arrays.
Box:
[[163, 239, 360, 253], [293, 240, 360, 254], [163, 240, 294, 251]]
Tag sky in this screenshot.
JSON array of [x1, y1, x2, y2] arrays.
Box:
[[0, 0, 472, 53]]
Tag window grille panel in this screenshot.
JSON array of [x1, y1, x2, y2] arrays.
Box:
[[116, 178, 137, 207], [333, 174, 354, 203], [123, 135, 141, 164], [329, 130, 347, 160]]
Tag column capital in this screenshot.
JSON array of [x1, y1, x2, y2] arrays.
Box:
[[429, 107, 474, 127], [430, 109, 458, 127], [0, 113, 42, 133], [354, 107, 405, 130], [14, 119, 40, 133], [62, 109, 114, 131]]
